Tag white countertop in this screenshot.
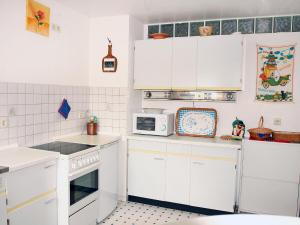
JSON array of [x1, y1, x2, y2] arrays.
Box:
[[166, 214, 300, 225], [57, 134, 121, 147], [0, 146, 59, 172], [127, 134, 242, 149]]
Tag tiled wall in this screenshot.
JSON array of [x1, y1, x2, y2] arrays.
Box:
[[0, 82, 89, 147], [147, 15, 300, 38], [89, 87, 128, 136]]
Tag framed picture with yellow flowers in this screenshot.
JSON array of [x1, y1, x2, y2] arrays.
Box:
[[26, 0, 50, 37]]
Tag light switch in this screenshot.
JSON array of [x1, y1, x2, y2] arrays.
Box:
[[0, 117, 8, 128], [273, 118, 282, 126]]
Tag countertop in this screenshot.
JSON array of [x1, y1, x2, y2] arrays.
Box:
[[166, 214, 300, 225], [127, 134, 242, 149], [0, 146, 59, 172], [57, 134, 121, 147]]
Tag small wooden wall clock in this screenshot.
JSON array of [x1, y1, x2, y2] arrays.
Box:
[[102, 38, 118, 72]]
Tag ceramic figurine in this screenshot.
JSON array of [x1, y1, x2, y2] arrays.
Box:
[[232, 117, 245, 139]]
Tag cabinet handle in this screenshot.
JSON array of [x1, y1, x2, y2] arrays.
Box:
[[44, 164, 55, 169], [153, 157, 164, 161], [44, 198, 56, 205], [192, 161, 205, 166]]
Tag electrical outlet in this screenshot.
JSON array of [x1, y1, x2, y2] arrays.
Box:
[[273, 118, 282, 126], [0, 117, 8, 128]]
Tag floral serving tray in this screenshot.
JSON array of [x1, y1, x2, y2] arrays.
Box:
[[176, 108, 217, 137]]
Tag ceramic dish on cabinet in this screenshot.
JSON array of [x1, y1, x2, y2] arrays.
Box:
[[176, 108, 217, 137]]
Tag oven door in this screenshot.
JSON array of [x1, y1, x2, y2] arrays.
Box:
[[69, 163, 100, 216]]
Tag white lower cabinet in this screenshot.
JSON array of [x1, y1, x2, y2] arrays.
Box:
[[128, 140, 166, 200], [165, 144, 190, 205], [6, 160, 58, 225], [8, 192, 57, 225], [240, 140, 300, 216], [0, 175, 7, 225], [128, 139, 239, 212], [190, 146, 237, 212], [240, 177, 298, 216]]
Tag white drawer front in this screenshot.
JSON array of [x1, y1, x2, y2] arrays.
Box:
[[242, 140, 300, 182], [7, 161, 57, 208], [240, 177, 298, 216]]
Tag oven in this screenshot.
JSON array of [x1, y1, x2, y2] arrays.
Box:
[[68, 153, 101, 225]]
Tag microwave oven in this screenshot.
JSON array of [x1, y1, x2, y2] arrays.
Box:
[[132, 113, 174, 136]]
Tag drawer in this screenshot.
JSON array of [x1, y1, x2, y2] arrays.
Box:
[[242, 140, 300, 182], [240, 177, 298, 216], [128, 140, 166, 154], [191, 145, 237, 163], [7, 160, 57, 208]]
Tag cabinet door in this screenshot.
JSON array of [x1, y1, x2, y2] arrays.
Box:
[[240, 177, 298, 216], [0, 190, 6, 225], [190, 146, 237, 212], [172, 38, 197, 90], [165, 144, 191, 205], [242, 140, 300, 183], [134, 39, 172, 90], [8, 192, 57, 225], [98, 142, 119, 222], [196, 35, 243, 90], [7, 161, 57, 209], [128, 140, 166, 200]]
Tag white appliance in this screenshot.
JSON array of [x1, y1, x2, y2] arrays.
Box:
[[31, 142, 100, 225], [97, 141, 119, 223], [133, 113, 174, 136], [0, 171, 7, 225]]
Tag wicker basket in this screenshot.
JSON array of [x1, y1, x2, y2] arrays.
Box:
[[248, 116, 273, 141], [273, 131, 300, 143]]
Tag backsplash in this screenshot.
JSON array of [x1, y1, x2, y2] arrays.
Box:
[[0, 82, 89, 147], [146, 15, 300, 38], [89, 87, 128, 136]]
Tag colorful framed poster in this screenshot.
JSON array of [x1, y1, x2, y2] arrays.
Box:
[[26, 0, 50, 37], [256, 45, 295, 102]]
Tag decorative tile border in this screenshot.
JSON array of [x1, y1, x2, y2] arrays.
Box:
[[147, 15, 300, 38]]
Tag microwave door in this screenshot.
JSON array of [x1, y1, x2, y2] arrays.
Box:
[[137, 117, 156, 131]]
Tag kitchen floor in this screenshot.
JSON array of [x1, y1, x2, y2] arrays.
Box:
[[99, 201, 202, 225]]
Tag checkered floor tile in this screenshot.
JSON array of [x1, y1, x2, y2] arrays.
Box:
[[99, 201, 202, 225]]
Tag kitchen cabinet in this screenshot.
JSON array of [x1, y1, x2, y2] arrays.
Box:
[[128, 140, 166, 200], [98, 141, 119, 222], [165, 143, 190, 205], [190, 145, 237, 212], [8, 192, 57, 225], [239, 140, 300, 216], [6, 160, 57, 225], [127, 138, 240, 212], [134, 39, 172, 90], [196, 35, 243, 90], [172, 38, 198, 90], [0, 175, 7, 225]]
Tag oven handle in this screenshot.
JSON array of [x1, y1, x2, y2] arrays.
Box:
[[69, 162, 101, 181]]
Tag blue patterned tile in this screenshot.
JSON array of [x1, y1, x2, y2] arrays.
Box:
[[238, 18, 254, 34], [175, 23, 189, 37], [255, 17, 273, 33], [190, 21, 204, 36], [274, 16, 291, 32], [221, 19, 237, 35], [160, 24, 174, 37], [292, 16, 300, 32], [205, 21, 220, 35], [148, 25, 159, 38]]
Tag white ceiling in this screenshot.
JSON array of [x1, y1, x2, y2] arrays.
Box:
[[55, 0, 300, 23]]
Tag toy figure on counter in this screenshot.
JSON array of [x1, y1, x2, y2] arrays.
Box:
[[232, 117, 245, 140]]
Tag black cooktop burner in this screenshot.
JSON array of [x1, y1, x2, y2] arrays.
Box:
[[31, 141, 96, 155]]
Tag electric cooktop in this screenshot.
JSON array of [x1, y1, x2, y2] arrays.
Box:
[[31, 141, 96, 155]]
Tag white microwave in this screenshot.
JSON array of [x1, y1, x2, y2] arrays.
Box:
[[133, 113, 174, 136]]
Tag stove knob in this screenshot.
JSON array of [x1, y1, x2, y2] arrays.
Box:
[[71, 163, 76, 170], [78, 160, 82, 167], [87, 158, 90, 164], [145, 91, 152, 98]]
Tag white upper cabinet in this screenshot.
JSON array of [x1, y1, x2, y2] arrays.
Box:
[[196, 35, 243, 90], [134, 39, 173, 90], [172, 38, 198, 90]]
